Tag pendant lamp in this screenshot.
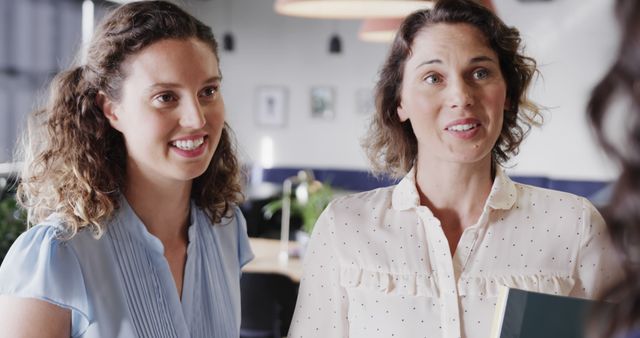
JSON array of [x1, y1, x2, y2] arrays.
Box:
[[223, 32, 235, 51], [480, 0, 496, 12], [329, 34, 343, 53], [274, 0, 434, 19], [358, 0, 496, 43], [358, 18, 403, 43]]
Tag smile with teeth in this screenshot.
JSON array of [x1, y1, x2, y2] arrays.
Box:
[[446, 123, 479, 132], [171, 137, 205, 151]]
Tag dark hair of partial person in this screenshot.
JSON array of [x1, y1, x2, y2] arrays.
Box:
[[16, 0, 243, 238], [363, 0, 542, 178], [586, 0, 640, 337]]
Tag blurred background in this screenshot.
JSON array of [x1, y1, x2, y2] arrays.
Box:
[[0, 0, 623, 336], [0, 0, 620, 180]]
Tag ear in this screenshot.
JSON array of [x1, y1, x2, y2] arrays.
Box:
[[97, 91, 122, 131], [397, 104, 409, 122]]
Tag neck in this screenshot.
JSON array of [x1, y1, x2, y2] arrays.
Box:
[[415, 157, 494, 229], [123, 165, 192, 245]]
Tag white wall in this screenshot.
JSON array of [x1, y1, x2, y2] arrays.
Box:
[[0, 0, 620, 181], [189, 0, 621, 181], [188, 0, 389, 172], [0, 0, 621, 181], [495, 0, 620, 180]]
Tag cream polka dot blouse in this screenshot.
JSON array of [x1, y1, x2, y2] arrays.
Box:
[[288, 167, 622, 338]]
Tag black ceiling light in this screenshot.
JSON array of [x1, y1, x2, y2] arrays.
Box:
[[223, 32, 235, 52], [221, 0, 235, 52], [329, 34, 342, 54]]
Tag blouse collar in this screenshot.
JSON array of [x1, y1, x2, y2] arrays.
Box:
[[115, 196, 197, 255], [391, 166, 517, 211]]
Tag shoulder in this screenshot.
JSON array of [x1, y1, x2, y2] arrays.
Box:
[[513, 182, 594, 210], [0, 219, 94, 285], [328, 186, 395, 214], [2, 218, 90, 262], [11, 221, 66, 248], [511, 183, 603, 229], [313, 186, 397, 238], [0, 220, 92, 336]]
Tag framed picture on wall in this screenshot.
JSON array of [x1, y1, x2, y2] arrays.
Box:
[[310, 86, 335, 120], [255, 86, 287, 127]]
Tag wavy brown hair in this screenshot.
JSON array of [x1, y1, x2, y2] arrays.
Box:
[[363, 0, 542, 178], [17, 0, 243, 238], [587, 0, 640, 336]]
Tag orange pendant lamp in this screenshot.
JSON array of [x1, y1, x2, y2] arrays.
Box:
[[358, 0, 496, 43], [274, 0, 434, 19], [358, 18, 403, 42]]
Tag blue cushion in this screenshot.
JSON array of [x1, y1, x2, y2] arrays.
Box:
[[254, 167, 610, 201]]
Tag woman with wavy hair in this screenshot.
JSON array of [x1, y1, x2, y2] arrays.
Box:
[[289, 0, 621, 337], [0, 1, 252, 337], [587, 1, 640, 337]]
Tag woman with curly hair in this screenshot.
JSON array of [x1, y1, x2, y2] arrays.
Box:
[[289, 0, 621, 337], [0, 1, 252, 337], [587, 1, 640, 337]]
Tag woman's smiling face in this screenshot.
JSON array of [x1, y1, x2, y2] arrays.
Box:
[[102, 38, 225, 187], [398, 23, 507, 166]]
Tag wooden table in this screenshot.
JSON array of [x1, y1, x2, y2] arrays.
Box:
[[244, 238, 303, 282]]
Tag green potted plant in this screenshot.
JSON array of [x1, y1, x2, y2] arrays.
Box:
[[262, 180, 333, 235], [0, 194, 27, 263]]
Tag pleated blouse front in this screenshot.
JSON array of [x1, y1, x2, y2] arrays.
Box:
[[0, 198, 254, 338]]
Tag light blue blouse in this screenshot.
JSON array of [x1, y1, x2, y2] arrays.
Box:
[[0, 198, 254, 338]]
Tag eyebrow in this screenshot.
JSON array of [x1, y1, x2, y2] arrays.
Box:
[[145, 76, 222, 92], [469, 56, 496, 64], [415, 55, 497, 69]]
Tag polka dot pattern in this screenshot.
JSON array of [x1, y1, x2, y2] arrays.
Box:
[[288, 167, 622, 338]]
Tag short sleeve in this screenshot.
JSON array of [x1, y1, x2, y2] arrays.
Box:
[[0, 224, 91, 337], [234, 207, 254, 268], [571, 198, 624, 299]]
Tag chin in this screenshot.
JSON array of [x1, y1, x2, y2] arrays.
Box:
[[171, 162, 211, 181], [446, 151, 493, 165]]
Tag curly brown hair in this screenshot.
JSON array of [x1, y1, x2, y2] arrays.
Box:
[[587, 0, 640, 336], [363, 0, 542, 178], [17, 0, 243, 238]]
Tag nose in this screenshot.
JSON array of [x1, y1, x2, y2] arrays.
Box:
[[180, 98, 206, 129], [447, 78, 474, 109]]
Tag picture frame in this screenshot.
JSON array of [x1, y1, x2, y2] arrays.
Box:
[[310, 86, 335, 120], [255, 86, 287, 127]]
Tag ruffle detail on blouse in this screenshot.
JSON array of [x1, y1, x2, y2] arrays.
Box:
[[339, 266, 440, 297], [457, 274, 575, 297], [0, 224, 91, 337], [339, 267, 575, 299]]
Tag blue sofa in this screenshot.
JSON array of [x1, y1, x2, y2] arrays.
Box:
[[256, 167, 610, 201]]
